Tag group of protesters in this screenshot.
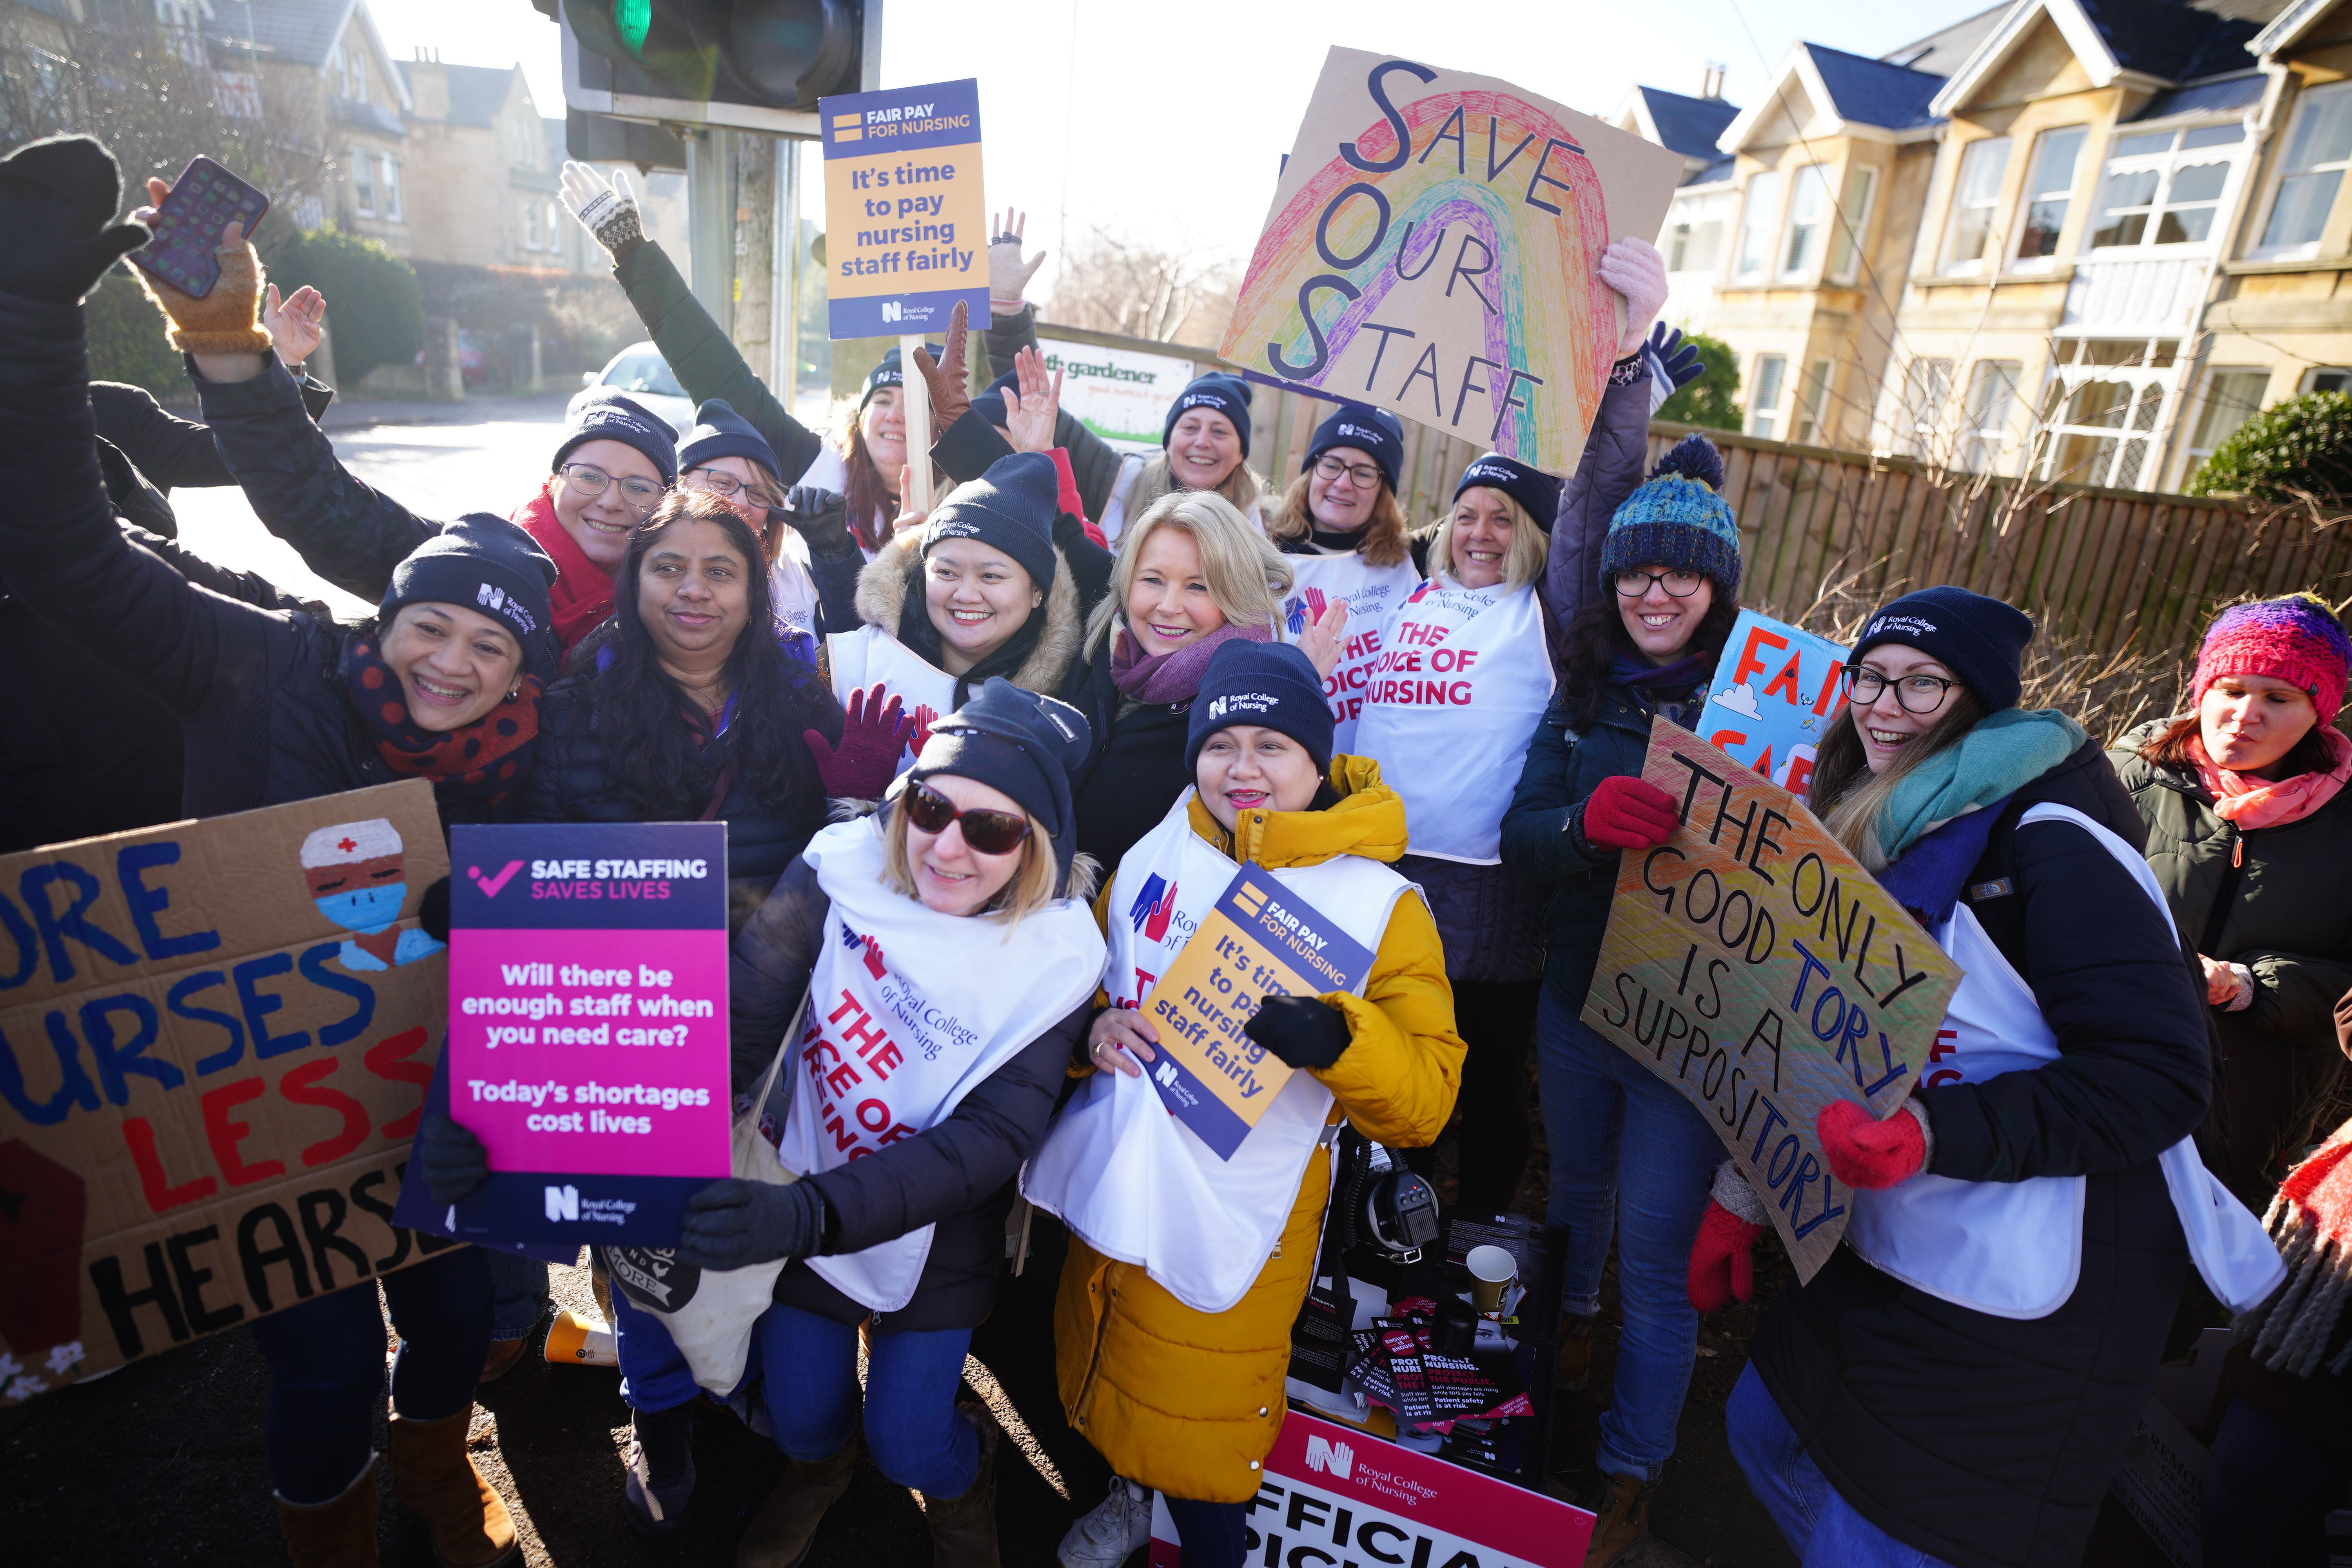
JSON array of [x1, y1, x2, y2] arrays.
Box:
[[1, 125, 2348, 1568]]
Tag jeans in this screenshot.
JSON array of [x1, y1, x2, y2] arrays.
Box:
[[248, 1245, 492, 1504], [1404, 978, 1538, 1211], [1169, 1495, 1248, 1568], [485, 1248, 550, 1341], [1537, 985, 1723, 1481], [754, 1302, 977, 1497], [1728, 1365, 1956, 1568], [2203, 1394, 2346, 1567], [608, 1281, 704, 1414]]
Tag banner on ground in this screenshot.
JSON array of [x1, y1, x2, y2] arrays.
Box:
[[0, 781, 450, 1398], [1143, 864, 1375, 1160], [1221, 48, 1680, 472], [1580, 728, 1961, 1281], [1036, 335, 1197, 454], [820, 77, 987, 339], [1699, 609, 1852, 797], [425, 824, 731, 1246]]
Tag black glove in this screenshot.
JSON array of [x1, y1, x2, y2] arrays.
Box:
[[772, 486, 854, 555], [417, 1112, 488, 1206], [1243, 994, 1353, 1071], [419, 875, 451, 944], [0, 135, 151, 304], [676, 1178, 829, 1270]]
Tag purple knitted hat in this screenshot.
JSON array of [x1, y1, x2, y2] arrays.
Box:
[[2192, 595, 2352, 724]]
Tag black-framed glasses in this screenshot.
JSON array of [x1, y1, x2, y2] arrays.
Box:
[[1612, 568, 1706, 598], [1841, 664, 1960, 714], [1314, 455, 1382, 488], [682, 465, 763, 502], [904, 782, 1032, 855], [558, 463, 665, 515]]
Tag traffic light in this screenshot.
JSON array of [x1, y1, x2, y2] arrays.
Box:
[[558, 1, 873, 133]]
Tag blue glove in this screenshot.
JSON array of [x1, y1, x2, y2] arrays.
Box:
[[676, 1178, 830, 1270], [1644, 323, 1704, 416], [417, 1112, 488, 1206]]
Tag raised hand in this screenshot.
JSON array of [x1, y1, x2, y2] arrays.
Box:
[[129, 199, 271, 359], [891, 468, 930, 537], [0, 134, 151, 304], [559, 160, 644, 259], [987, 207, 1045, 306], [1598, 236, 1669, 359], [802, 685, 916, 799], [909, 298, 973, 431], [1298, 597, 1351, 681], [1644, 322, 1704, 415], [1001, 345, 1064, 455], [263, 282, 326, 370]]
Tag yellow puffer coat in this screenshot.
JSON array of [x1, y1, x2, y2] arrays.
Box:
[[1053, 757, 1465, 1504]]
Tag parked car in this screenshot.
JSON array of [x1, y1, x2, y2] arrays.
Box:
[[570, 342, 696, 436]]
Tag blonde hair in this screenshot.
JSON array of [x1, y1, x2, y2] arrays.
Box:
[[878, 795, 1092, 925], [1085, 491, 1292, 660], [1429, 487, 1546, 592], [1267, 470, 1411, 568], [1808, 691, 1987, 869], [1128, 450, 1264, 519]]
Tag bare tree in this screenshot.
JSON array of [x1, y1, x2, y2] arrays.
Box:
[[1044, 225, 1241, 348]]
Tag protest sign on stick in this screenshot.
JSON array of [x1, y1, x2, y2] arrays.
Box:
[[1581, 728, 1962, 1280], [0, 781, 450, 1399], [1699, 608, 1852, 797], [1222, 48, 1681, 472]]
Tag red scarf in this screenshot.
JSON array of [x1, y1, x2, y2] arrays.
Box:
[[346, 636, 543, 799], [512, 480, 617, 653]]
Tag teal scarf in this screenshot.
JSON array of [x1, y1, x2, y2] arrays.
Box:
[[1875, 708, 2084, 862]]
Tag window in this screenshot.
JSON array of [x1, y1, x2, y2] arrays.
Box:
[[524, 199, 543, 250], [546, 201, 562, 258], [350, 145, 374, 216], [1960, 360, 2022, 472], [1829, 165, 1876, 283], [2012, 127, 2087, 264], [2304, 367, 2352, 394], [1795, 358, 1832, 443], [2045, 376, 2167, 488], [1736, 170, 1782, 281], [2187, 368, 2269, 463], [2090, 123, 2243, 250], [1751, 354, 1787, 439], [335, 42, 368, 104], [2258, 83, 2352, 256], [1942, 137, 2012, 273], [1894, 356, 1955, 459], [378, 153, 401, 222], [1665, 192, 1731, 274], [1780, 164, 1830, 280]]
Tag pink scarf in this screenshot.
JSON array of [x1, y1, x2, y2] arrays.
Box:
[[2192, 726, 2352, 829], [1109, 621, 1270, 705]]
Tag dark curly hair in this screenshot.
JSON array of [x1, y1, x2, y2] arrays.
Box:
[[1555, 591, 1740, 729]]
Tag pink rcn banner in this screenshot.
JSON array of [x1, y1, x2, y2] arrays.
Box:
[[432, 822, 732, 1245]]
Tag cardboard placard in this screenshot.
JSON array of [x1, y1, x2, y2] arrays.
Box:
[[1221, 48, 1681, 472], [1700, 609, 1852, 797], [425, 824, 731, 1247], [1580, 729, 1962, 1281], [819, 77, 987, 339], [1149, 1408, 1595, 1568], [0, 782, 451, 1399], [1142, 864, 1376, 1160]]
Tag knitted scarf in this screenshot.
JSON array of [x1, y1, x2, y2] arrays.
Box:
[[346, 637, 543, 799], [512, 480, 618, 653], [1875, 708, 2083, 863], [2191, 725, 2352, 830], [1110, 621, 1269, 705], [2244, 1117, 2352, 1377]]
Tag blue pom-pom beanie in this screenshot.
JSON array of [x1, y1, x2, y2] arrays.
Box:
[[1600, 433, 1741, 597]]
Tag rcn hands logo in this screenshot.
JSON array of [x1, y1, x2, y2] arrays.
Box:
[[1305, 1435, 1354, 1479], [1128, 875, 1180, 942]]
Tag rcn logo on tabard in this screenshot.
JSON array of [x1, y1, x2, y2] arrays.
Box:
[[545, 1183, 579, 1222], [1129, 874, 1180, 942], [1305, 1435, 1354, 1479], [468, 860, 524, 897]]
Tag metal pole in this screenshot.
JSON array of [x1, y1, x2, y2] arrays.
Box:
[[773, 136, 794, 413]]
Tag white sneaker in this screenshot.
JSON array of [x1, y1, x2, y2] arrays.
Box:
[[1059, 1476, 1152, 1568]]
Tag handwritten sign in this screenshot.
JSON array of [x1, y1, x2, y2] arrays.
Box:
[[819, 77, 987, 339], [1144, 864, 1376, 1160], [1581, 728, 1961, 1281], [0, 781, 448, 1399], [431, 823, 731, 1246], [1221, 48, 1679, 471], [1700, 609, 1851, 797]]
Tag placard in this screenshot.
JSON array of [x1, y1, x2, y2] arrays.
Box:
[[1142, 864, 1375, 1160], [819, 77, 987, 339], [0, 781, 450, 1399], [1580, 728, 1961, 1281], [430, 824, 731, 1247], [1699, 609, 1851, 797], [1035, 335, 1197, 453], [1221, 48, 1680, 471]]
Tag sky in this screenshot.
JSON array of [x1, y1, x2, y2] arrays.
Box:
[[370, 0, 2004, 289]]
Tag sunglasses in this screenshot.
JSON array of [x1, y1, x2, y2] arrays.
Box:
[[904, 782, 1032, 855]]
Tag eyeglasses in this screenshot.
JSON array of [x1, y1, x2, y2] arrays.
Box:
[[682, 466, 765, 503], [1612, 568, 1707, 598], [1841, 664, 1960, 715], [904, 782, 1032, 855], [1314, 455, 1383, 488], [559, 463, 665, 515]]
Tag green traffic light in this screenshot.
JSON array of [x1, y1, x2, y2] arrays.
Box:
[[612, 0, 651, 55]]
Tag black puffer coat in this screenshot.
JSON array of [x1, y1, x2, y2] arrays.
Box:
[[1751, 740, 2214, 1568]]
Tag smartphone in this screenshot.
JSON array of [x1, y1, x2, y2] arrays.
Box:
[[129, 156, 271, 299]]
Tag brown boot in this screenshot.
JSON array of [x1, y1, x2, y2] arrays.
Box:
[[478, 1337, 530, 1385], [920, 1402, 1001, 1568], [276, 1459, 381, 1568], [736, 1438, 857, 1568], [1555, 1314, 1595, 1392], [1579, 1471, 1655, 1568], [386, 1411, 519, 1568]]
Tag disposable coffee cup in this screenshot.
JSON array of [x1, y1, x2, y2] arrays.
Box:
[[1466, 1245, 1518, 1317]]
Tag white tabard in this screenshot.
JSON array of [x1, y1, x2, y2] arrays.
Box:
[[1022, 795, 1414, 1312], [778, 816, 1105, 1312], [1278, 550, 1423, 756], [1353, 579, 1555, 864], [824, 624, 958, 780]]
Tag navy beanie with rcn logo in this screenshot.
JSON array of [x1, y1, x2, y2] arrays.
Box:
[[1163, 373, 1254, 456], [1308, 405, 1406, 493], [552, 390, 678, 485], [1186, 640, 1335, 779], [380, 514, 561, 675], [923, 452, 1061, 592], [1455, 451, 1562, 531], [1849, 586, 2035, 713]]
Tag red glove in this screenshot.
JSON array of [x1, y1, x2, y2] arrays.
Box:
[[1580, 775, 1680, 850], [1817, 1099, 1927, 1190], [1687, 1201, 1764, 1312], [803, 686, 916, 799]]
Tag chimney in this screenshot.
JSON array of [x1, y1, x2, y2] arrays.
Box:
[[1701, 63, 1726, 100]]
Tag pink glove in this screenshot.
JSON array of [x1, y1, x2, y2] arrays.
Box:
[[1817, 1099, 1929, 1190], [1688, 1201, 1764, 1312], [804, 686, 916, 799], [1599, 238, 1669, 358], [1580, 775, 1680, 850]]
